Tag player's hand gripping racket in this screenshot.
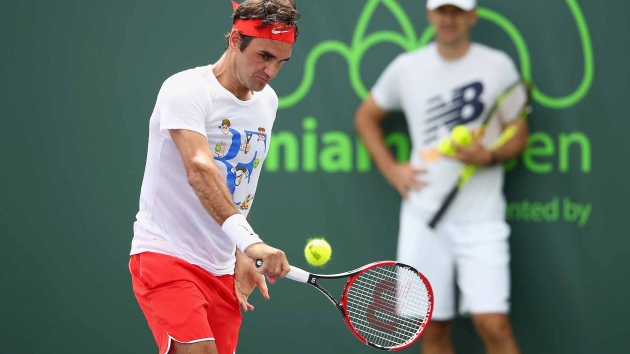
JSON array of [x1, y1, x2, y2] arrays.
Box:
[[256, 260, 433, 351], [428, 80, 532, 229]]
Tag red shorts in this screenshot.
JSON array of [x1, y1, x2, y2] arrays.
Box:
[[129, 252, 241, 354]]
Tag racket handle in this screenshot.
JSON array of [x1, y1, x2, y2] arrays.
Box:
[[428, 187, 459, 229], [255, 260, 310, 283], [285, 266, 310, 283]]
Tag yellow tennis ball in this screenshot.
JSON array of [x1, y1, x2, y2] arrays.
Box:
[[451, 125, 472, 146], [304, 238, 332, 266], [439, 138, 457, 156]]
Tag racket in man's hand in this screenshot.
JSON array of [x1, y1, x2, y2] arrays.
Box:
[[256, 260, 433, 351], [428, 80, 532, 229]]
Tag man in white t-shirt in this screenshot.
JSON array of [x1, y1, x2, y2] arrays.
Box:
[[128, 1, 301, 353], [354, 1, 528, 353]]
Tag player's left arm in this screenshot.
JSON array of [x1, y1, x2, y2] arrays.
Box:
[[233, 210, 267, 312], [453, 118, 529, 166], [487, 118, 529, 165], [234, 247, 270, 312], [234, 211, 270, 311], [488, 118, 529, 165], [484, 55, 532, 165]]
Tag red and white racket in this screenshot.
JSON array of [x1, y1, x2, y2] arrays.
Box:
[[256, 260, 433, 351]]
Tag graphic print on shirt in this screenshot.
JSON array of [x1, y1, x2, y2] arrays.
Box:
[[232, 151, 258, 188], [257, 127, 267, 150], [241, 132, 253, 154], [215, 119, 234, 158], [220, 119, 231, 135], [233, 166, 249, 186], [240, 128, 269, 154], [213, 120, 264, 199], [423, 81, 485, 145], [236, 194, 254, 210]]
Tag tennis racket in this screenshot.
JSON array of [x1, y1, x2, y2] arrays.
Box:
[[256, 260, 433, 351], [428, 80, 532, 229]]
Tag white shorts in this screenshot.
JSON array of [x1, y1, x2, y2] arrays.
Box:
[[397, 204, 512, 321]]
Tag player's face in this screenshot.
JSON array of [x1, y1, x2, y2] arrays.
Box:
[[235, 37, 293, 92], [428, 5, 477, 46]]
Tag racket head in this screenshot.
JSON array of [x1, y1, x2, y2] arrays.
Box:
[[477, 80, 532, 148], [339, 261, 434, 351]]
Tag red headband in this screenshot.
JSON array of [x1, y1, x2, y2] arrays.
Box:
[[231, 1, 296, 44]]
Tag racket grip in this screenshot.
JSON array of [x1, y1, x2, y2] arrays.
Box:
[[255, 260, 310, 283], [285, 266, 310, 283]]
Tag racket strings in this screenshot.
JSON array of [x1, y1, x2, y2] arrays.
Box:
[[479, 82, 530, 148], [346, 268, 429, 346], [347, 279, 429, 337], [345, 265, 431, 349], [349, 278, 430, 319]]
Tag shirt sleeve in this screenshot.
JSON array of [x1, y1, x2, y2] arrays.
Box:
[[155, 75, 210, 140], [498, 54, 525, 125], [371, 55, 405, 111], [500, 53, 521, 92]]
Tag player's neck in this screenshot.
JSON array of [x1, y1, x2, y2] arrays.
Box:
[[436, 39, 472, 61], [212, 54, 253, 101]]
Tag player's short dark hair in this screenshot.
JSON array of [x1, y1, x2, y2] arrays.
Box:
[[224, 0, 301, 52]]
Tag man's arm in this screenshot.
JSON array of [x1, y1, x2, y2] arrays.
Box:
[[233, 247, 269, 311], [490, 118, 530, 164], [170, 129, 240, 223], [453, 118, 530, 166], [354, 95, 396, 172], [354, 95, 426, 198], [169, 129, 290, 278]]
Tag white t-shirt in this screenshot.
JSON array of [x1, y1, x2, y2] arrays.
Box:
[[131, 65, 277, 275], [371, 43, 520, 221]]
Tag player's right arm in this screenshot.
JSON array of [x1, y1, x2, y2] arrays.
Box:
[[169, 130, 289, 279], [171, 129, 239, 223], [354, 95, 426, 199]]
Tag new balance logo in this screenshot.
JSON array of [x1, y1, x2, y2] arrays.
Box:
[[424, 82, 485, 145]]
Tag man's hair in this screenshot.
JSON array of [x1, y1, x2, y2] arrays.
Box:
[[225, 0, 301, 52]]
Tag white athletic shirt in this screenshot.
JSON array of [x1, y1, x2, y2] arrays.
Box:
[[371, 43, 520, 221], [131, 65, 277, 275]]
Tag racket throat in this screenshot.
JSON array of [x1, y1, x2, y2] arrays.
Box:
[[308, 276, 348, 319]]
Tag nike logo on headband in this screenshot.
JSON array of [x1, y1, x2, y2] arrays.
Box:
[[271, 28, 290, 34], [239, 224, 254, 236]]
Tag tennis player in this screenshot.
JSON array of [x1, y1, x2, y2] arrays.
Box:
[[128, 1, 300, 353], [354, 0, 528, 353]]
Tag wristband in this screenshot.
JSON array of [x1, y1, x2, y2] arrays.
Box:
[[222, 214, 263, 252]]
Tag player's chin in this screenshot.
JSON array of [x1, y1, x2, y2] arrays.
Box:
[[436, 31, 462, 45], [437, 37, 458, 46], [250, 77, 269, 91]]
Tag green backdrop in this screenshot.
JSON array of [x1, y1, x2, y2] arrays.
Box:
[[2, 0, 629, 353]]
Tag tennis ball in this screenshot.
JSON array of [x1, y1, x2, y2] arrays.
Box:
[[215, 144, 221, 152], [451, 125, 472, 146], [439, 138, 457, 156], [304, 238, 332, 267]]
